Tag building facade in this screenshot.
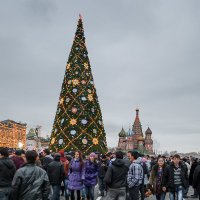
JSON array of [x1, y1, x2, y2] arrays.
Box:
[[0, 120, 26, 149], [118, 109, 153, 154]]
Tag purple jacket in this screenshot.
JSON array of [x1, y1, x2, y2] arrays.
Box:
[[11, 156, 25, 170], [68, 159, 85, 190], [84, 160, 99, 186]]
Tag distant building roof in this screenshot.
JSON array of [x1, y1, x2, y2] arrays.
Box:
[[145, 127, 152, 134], [0, 119, 27, 127], [118, 127, 126, 137], [127, 128, 134, 136]]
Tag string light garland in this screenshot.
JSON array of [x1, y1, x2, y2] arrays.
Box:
[[0, 120, 26, 149]]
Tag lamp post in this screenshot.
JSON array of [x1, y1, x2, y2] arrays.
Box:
[[18, 142, 23, 149]]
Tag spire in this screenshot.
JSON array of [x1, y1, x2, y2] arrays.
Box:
[[145, 127, 152, 135], [136, 107, 139, 116], [132, 108, 143, 136], [79, 14, 83, 20]]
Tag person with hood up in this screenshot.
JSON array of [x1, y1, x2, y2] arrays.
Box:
[[104, 151, 129, 200], [0, 147, 16, 200], [11, 150, 50, 200], [47, 153, 65, 200], [84, 152, 99, 200], [127, 151, 143, 200]]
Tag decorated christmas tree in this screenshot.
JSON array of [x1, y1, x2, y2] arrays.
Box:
[[49, 15, 107, 155]]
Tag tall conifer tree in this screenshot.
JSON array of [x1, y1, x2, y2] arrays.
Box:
[[49, 16, 107, 154]]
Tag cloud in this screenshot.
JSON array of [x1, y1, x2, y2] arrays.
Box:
[[0, 1, 200, 152]]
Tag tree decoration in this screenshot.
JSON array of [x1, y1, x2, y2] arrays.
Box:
[[72, 107, 78, 114], [92, 138, 98, 145], [70, 119, 77, 126], [84, 63, 89, 69], [66, 63, 70, 69], [49, 15, 107, 154], [88, 94, 93, 101], [82, 138, 88, 144], [59, 98, 64, 104], [72, 79, 79, 86]]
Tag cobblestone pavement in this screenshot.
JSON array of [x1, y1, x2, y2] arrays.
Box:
[[60, 186, 198, 200]]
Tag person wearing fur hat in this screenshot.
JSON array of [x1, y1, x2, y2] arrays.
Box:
[[84, 152, 99, 200]]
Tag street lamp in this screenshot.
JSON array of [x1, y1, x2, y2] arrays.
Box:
[[18, 142, 23, 149]]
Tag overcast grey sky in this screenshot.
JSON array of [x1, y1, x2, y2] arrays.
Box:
[[0, 1, 200, 153]]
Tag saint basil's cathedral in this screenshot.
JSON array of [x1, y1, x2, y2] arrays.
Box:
[[118, 108, 154, 154]]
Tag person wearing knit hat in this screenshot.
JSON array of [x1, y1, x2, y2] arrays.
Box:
[[90, 152, 96, 158]]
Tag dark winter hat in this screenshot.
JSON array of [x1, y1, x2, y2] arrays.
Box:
[[54, 153, 61, 161], [15, 149, 22, 156], [101, 154, 106, 159]]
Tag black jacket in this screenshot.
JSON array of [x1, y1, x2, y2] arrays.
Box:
[[42, 155, 53, 171], [0, 157, 16, 187], [193, 163, 200, 193], [104, 159, 129, 189], [163, 162, 189, 191], [11, 163, 50, 200], [189, 161, 198, 185], [98, 159, 109, 178], [47, 160, 65, 185]]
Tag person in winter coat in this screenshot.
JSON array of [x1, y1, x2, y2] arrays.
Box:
[[68, 151, 85, 200], [127, 151, 143, 200], [11, 150, 50, 200], [42, 148, 53, 171], [138, 156, 149, 200], [0, 147, 16, 200], [193, 161, 200, 200], [84, 152, 99, 200], [148, 157, 167, 200], [47, 153, 65, 200], [162, 154, 189, 200], [98, 154, 109, 196], [104, 151, 129, 200], [189, 158, 199, 198], [59, 150, 70, 199], [11, 149, 25, 170]]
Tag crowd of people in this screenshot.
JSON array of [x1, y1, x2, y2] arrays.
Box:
[[0, 147, 200, 200]]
